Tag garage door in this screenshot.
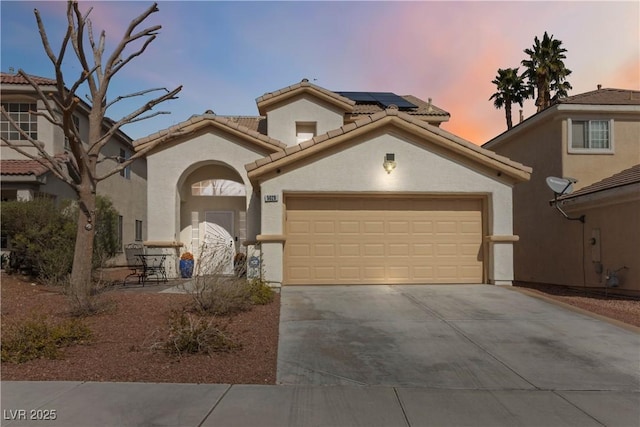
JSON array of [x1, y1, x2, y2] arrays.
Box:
[[284, 196, 483, 285]]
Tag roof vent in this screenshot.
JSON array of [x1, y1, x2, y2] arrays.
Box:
[[427, 98, 433, 112]]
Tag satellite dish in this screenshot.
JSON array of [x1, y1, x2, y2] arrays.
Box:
[[546, 176, 585, 223], [546, 176, 577, 196]]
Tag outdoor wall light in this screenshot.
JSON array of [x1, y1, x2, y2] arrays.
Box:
[[383, 153, 396, 174]]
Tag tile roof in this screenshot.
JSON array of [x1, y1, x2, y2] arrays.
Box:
[[245, 108, 531, 182], [559, 164, 640, 200], [1, 72, 57, 86], [256, 79, 355, 108], [1, 159, 56, 177], [225, 116, 267, 135], [134, 114, 286, 151], [556, 88, 640, 106], [347, 94, 449, 118]]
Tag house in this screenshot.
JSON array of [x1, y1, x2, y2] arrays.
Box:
[[137, 79, 531, 286], [0, 72, 147, 263], [484, 87, 640, 292]]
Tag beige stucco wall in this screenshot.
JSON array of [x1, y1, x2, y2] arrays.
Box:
[[266, 95, 345, 146], [145, 130, 274, 264], [562, 189, 640, 292], [489, 107, 640, 287], [561, 115, 640, 189], [258, 130, 518, 286], [0, 97, 60, 160], [1, 89, 147, 265]]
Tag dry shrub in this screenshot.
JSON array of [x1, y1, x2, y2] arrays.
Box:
[[1, 315, 92, 363], [160, 309, 238, 357]]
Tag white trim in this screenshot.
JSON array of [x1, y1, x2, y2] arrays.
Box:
[[567, 118, 614, 154]]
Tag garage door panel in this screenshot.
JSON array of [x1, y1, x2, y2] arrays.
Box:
[[389, 244, 410, 256], [413, 243, 434, 256], [313, 221, 335, 234], [461, 243, 481, 256], [284, 197, 483, 285], [312, 268, 335, 281], [287, 243, 311, 257], [288, 220, 311, 234], [412, 221, 434, 234], [339, 244, 360, 257], [363, 221, 385, 234], [314, 244, 335, 257], [363, 243, 385, 256], [364, 266, 385, 279], [339, 221, 360, 234]]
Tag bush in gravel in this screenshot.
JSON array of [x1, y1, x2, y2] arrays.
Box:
[[247, 278, 274, 305], [1, 316, 92, 363], [161, 309, 238, 356], [183, 237, 275, 315]]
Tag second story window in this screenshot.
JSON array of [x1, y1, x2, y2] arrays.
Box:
[[119, 148, 131, 179], [569, 119, 613, 152], [296, 122, 316, 144], [0, 102, 38, 141]]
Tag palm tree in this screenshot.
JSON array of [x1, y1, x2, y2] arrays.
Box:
[[522, 31, 572, 111], [489, 67, 528, 129]]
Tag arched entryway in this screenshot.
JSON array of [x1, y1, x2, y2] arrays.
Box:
[[177, 161, 249, 273]]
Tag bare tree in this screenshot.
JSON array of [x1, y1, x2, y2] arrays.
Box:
[[1, 1, 182, 310]]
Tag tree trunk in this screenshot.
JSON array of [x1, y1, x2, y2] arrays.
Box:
[[69, 185, 97, 310], [505, 101, 513, 129]]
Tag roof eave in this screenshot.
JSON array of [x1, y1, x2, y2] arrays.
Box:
[[134, 117, 285, 154], [247, 113, 531, 184], [256, 86, 355, 116]]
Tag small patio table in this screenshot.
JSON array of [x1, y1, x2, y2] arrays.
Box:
[[136, 254, 168, 286]]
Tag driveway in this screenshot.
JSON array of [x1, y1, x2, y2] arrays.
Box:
[[277, 285, 639, 391]]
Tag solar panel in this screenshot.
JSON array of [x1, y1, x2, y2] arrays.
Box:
[[336, 92, 377, 103], [336, 91, 417, 109]]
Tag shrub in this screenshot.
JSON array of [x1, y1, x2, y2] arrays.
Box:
[[1, 198, 75, 282], [161, 309, 238, 356], [1, 196, 120, 284], [190, 276, 253, 315], [247, 278, 274, 305], [1, 316, 92, 364]]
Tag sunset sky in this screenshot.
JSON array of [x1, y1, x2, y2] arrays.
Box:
[[2, 1, 638, 145]]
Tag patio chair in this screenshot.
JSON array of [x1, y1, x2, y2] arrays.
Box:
[[123, 243, 145, 286]]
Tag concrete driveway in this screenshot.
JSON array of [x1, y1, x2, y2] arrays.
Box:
[[277, 285, 639, 391]]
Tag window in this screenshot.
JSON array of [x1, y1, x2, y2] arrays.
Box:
[[135, 220, 143, 241], [191, 179, 245, 196], [569, 119, 613, 152], [296, 122, 316, 143], [119, 148, 131, 179], [0, 102, 38, 141], [117, 215, 123, 251]]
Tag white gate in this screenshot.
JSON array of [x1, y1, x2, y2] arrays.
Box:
[[200, 212, 235, 275]]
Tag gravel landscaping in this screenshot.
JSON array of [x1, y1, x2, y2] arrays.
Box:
[[1, 272, 637, 384]]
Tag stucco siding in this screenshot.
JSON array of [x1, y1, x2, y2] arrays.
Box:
[[562, 116, 640, 189], [259, 131, 517, 285], [266, 95, 345, 146], [146, 130, 270, 245], [563, 192, 640, 291]]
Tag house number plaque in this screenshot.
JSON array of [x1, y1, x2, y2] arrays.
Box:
[[264, 195, 278, 203]]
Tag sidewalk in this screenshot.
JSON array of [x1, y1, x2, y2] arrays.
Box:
[[2, 381, 638, 426]]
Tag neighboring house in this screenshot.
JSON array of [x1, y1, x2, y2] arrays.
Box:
[[137, 79, 531, 285], [0, 72, 147, 263], [484, 87, 640, 292]]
